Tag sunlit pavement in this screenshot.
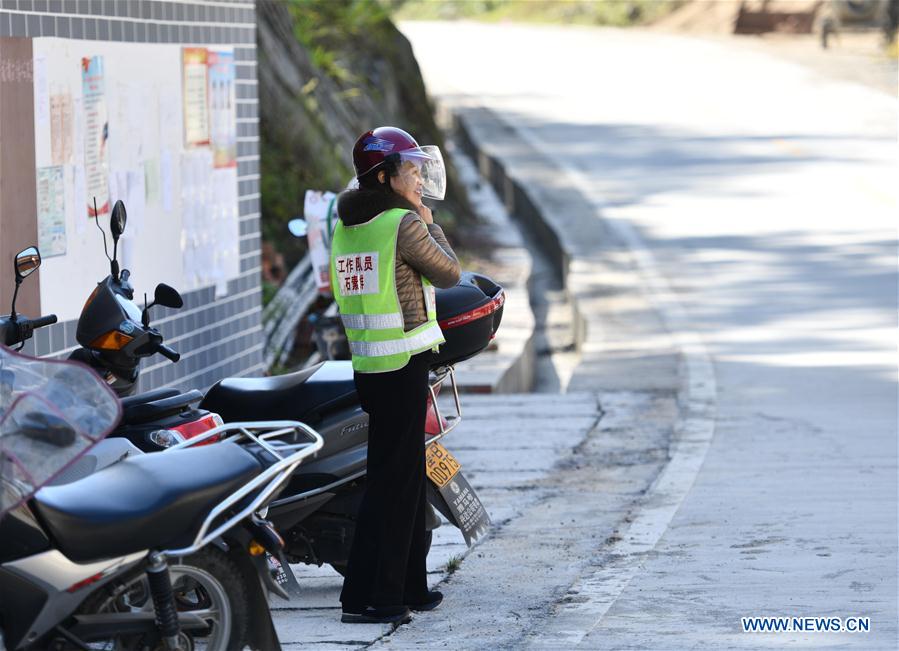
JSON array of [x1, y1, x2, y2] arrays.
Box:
[[393, 22, 897, 649], [272, 393, 600, 648]]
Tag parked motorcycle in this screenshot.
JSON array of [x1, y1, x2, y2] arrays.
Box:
[[0, 247, 325, 650], [70, 200, 504, 576], [69, 201, 218, 452]]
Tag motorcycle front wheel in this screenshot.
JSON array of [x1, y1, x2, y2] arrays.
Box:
[[77, 547, 249, 651]]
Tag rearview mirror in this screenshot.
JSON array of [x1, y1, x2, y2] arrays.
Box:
[[110, 200, 127, 240], [154, 283, 183, 309], [288, 219, 308, 238], [141, 283, 183, 327], [14, 247, 41, 281]]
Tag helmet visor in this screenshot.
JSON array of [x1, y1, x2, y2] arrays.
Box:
[[398, 145, 446, 201]]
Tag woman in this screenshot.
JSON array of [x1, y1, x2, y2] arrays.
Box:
[[331, 126, 461, 624]]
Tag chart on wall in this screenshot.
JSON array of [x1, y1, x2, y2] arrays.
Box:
[[208, 49, 237, 169], [81, 55, 109, 218]]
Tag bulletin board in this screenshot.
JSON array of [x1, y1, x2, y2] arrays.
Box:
[[31, 38, 240, 322]]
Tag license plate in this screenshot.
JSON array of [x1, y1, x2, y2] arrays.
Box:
[[425, 442, 461, 488]]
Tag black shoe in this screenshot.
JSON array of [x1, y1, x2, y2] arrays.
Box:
[[341, 605, 412, 624], [406, 590, 443, 612]]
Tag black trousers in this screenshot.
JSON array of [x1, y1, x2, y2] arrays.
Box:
[[339, 352, 431, 608]]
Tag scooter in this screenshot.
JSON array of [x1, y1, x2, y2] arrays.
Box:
[[0, 246, 325, 651], [69, 201, 219, 451], [71, 200, 504, 574]]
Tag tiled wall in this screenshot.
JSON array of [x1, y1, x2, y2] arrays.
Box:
[[0, 0, 264, 392]]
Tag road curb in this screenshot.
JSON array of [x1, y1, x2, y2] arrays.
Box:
[[452, 110, 588, 356], [441, 127, 537, 395]]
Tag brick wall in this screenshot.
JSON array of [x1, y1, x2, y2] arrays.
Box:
[[0, 0, 264, 392]]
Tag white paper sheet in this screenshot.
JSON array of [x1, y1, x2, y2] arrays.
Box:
[[158, 87, 180, 150], [178, 150, 237, 296], [160, 149, 174, 213], [126, 167, 146, 236], [64, 164, 77, 236], [144, 158, 160, 206], [108, 170, 127, 210], [33, 56, 50, 128], [72, 97, 85, 164], [73, 165, 87, 234]]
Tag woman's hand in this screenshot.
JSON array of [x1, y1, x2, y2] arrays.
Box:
[[417, 203, 434, 225]]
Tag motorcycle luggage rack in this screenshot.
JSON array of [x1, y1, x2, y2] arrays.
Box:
[[162, 420, 323, 557], [426, 365, 462, 447], [270, 367, 462, 510]]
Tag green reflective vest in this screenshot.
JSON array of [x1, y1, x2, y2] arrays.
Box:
[[330, 208, 444, 373]]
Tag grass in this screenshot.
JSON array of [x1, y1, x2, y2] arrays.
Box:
[[445, 554, 464, 574]]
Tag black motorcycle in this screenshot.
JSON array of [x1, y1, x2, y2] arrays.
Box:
[[0, 246, 324, 651], [70, 200, 504, 575]]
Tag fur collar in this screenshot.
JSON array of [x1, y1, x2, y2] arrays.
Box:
[[336, 189, 418, 226]]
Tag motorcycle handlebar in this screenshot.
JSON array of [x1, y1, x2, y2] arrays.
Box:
[[158, 343, 180, 363], [31, 314, 58, 329], [0, 313, 58, 347]]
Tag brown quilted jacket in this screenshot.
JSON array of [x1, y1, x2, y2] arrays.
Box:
[[335, 189, 461, 330]]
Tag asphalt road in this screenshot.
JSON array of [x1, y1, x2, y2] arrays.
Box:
[[402, 22, 898, 649]]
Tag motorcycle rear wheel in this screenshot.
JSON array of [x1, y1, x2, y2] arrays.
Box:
[[77, 548, 249, 651]]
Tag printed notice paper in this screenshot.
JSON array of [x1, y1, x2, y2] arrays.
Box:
[[81, 56, 109, 218], [37, 166, 67, 257], [208, 49, 237, 168], [50, 93, 74, 165], [182, 48, 210, 147]]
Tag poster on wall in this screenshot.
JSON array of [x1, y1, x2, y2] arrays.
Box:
[[208, 49, 236, 169], [182, 48, 210, 147], [37, 166, 67, 257], [81, 56, 109, 218]]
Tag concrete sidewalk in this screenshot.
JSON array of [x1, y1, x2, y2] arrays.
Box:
[[272, 393, 600, 648]]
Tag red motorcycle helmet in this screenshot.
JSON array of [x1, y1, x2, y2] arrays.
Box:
[[352, 126, 446, 200], [352, 126, 418, 178]]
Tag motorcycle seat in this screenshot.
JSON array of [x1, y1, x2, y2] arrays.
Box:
[[120, 387, 181, 409], [32, 443, 261, 563], [121, 389, 205, 425], [201, 361, 358, 425]]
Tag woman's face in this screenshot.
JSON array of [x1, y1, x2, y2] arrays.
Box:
[[388, 162, 423, 206]]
